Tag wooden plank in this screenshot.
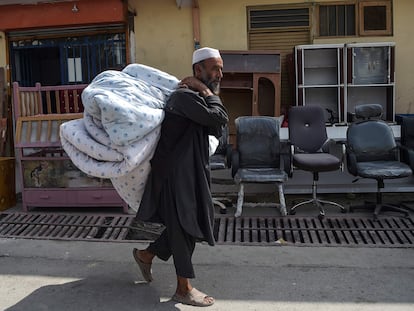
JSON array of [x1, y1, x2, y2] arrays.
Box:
[[55, 90, 61, 113], [25, 120, 32, 143], [46, 120, 52, 142], [64, 90, 70, 113], [73, 90, 80, 113], [46, 91, 52, 114], [36, 120, 42, 142]]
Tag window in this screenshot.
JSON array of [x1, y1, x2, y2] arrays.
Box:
[[319, 4, 356, 36], [318, 1, 392, 37], [359, 1, 392, 36], [248, 7, 309, 30]]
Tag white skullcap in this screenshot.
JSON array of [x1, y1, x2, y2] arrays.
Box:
[[192, 47, 221, 65]]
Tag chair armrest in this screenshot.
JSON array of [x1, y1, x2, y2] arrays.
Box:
[[321, 138, 336, 153], [225, 144, 233, 168], [399, 144, 414, 169], [282, 143, 294, 177], [345, 146, 358, 176], [231, 149, 240, 178], [339, 143, 346, 172]]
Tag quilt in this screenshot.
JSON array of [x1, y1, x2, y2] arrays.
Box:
[[60, 64, 219, 212]]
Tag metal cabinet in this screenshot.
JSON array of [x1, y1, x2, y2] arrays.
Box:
[[346, 42, 395, 122], [295, 44, 345, 124], [295, 42, 395, 124]]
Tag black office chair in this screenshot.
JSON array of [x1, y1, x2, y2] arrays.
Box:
[[210, 124, 232, 214], [400, 116, 414, 169], [231, 116, 288, 217], [286, 105, 346, 219], [392, 115, 414, 213], [346, 104, 412, 220]]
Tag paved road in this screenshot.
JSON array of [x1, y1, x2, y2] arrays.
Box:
[[1, 237, 414, 311]]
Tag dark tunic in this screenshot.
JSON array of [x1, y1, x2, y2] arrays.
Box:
[[136, 88, 228, 246]]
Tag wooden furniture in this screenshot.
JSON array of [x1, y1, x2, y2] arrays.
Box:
[[294, 42, 395, 124], [219, 50, 281, 143], [13, 82, 129, 213], [0, 157, 16, 211]]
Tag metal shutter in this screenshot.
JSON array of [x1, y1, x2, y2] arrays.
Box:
[[248, 5, 311, 114]]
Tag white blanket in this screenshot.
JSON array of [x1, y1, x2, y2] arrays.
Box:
[[60, 64, 179, 211], [61, 64, 220, 212]]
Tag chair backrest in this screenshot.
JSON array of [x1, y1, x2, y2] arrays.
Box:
[[235, 116, 281, 168], [347, 105, 397, 162], [401, 116, 414, 149], [288, 105, 328, 153], [354, 103, 383, 120], [214, 123, 229, 155]]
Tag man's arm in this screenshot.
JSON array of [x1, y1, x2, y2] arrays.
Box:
[[166, 88, 228, 136]]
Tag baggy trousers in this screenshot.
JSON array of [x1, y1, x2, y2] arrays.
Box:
[[147, 194, 196, 279]]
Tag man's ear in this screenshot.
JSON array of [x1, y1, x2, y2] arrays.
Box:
[[194, 63, 203, 78]]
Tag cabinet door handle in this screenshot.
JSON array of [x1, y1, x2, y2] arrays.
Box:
[[92, 194, 103, 199], [39, 195, 50, 199]]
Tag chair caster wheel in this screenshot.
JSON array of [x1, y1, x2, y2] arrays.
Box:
[[289, 209, 296, 215], [340, 208, 347, 214], [219, 208, 227, 214], [318, 214, 325, 221]]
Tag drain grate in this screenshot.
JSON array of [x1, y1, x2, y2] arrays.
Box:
[[1, 212, 413, 247], [214, 215, 414, 247], [0, 212, 133, 242]]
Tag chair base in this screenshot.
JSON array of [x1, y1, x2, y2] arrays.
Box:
[[289, 180, 346, 219], [212, 198, 229, 214], [235, 182, 287, 217], [349, 201, 410, 221]]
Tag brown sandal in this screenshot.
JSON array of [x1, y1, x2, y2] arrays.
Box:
[[172, 288, 215, 307], [132, 248, 153, 282]]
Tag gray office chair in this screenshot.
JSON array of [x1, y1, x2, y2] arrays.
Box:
[[346, 104, 412, 220], [231, 116, 288, 217], [286, 105, 346, 219]]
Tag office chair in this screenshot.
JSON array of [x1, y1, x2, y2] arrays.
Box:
[[346, 104, 412, 220], [231, 116, 288, 217], [391, 115, 414, 213], [209, 124, 232, 214], [286, 105, 346, 219]]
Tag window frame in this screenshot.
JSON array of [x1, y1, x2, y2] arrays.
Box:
[[359, 0, 392, 36], [316, 1, 357, 38], [316, 0, 392, 38]]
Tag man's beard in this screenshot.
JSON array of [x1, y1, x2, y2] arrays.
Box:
[[200, 73, 220, 95]]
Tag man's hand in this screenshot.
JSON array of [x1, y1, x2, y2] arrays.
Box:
[[178, 76, 213, 98]]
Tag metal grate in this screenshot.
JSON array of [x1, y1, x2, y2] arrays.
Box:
[[0, 212, 133, 242], [1, 212, 413, 247], [214, 215, 414, 247]]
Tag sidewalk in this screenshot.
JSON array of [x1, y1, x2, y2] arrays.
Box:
[[1, 236, 414, 311]]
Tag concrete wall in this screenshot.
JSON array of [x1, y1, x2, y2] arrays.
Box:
[[129, 0, 414, 114], [0, 31, 6, 72], [0, 0, 413, 112]]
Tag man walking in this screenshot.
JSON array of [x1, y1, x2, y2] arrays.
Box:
[[133, 47, 228, 307]]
